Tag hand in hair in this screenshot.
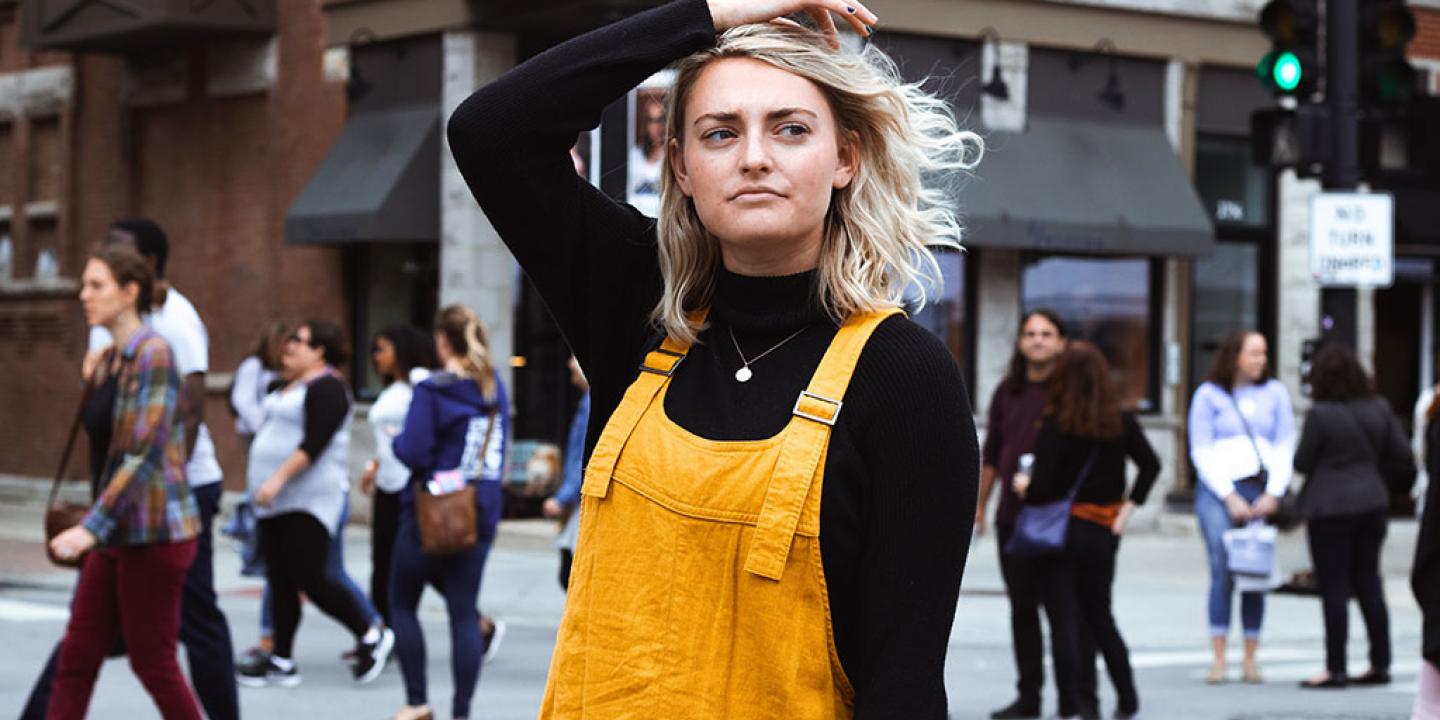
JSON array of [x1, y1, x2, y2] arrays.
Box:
[[707, 0, 877, 48]]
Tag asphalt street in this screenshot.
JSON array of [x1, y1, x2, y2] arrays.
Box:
[[0, 498, 1428, 720]]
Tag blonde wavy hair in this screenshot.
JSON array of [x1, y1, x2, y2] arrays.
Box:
[[435, 304, 498, 401], [654, 21, 984, 344]]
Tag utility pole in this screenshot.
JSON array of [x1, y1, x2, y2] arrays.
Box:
[[1321, 0, 1359, 349]]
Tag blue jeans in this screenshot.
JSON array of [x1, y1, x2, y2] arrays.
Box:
[[1197, 481, 1266, 639], [260, 496, 381, 637]]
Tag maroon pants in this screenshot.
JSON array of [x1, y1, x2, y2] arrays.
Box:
[[48, 539, 201, 720]]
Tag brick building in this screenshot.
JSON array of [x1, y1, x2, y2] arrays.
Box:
[[0, 0, 347, 488], [1415, 4, 1440, 91]]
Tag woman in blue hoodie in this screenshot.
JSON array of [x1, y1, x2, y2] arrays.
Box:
[[391, 304, 509, 720]]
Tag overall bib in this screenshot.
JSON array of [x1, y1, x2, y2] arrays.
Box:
[[539, 310, 898, 719]]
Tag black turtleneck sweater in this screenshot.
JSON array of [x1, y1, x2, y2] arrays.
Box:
[[446, 0, 978, 715]]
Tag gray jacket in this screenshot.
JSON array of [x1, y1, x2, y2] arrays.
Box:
[[1293, 396, 1411, 519]]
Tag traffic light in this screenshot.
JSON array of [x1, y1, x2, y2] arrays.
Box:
[[1360, 0, 1418, 106], [1252, 104, 1330, 177], [1257, 0, 1320, 98]]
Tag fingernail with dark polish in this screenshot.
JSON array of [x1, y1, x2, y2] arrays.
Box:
[[846, 6, 855, 12]]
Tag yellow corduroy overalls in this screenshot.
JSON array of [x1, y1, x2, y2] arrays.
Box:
[[538, 309, 899, 720]]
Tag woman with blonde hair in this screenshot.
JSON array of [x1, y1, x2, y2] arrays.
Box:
[[389, 304, 509, 720], [448, 0, 981, 715]]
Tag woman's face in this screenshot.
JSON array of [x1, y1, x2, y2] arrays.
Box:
[[372, 336, 397, 380], [671, 58, 856, 271], [1238, 333, 1269, 383], [283, 325, 325, 377], [79, 259, 138, 328]]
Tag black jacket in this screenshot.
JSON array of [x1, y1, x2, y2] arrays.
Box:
[[1026, 413, 1161, 508], [1293, 396, 1412, 519]]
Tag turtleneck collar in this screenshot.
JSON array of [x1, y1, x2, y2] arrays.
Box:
[[711, 267, 831, 335]]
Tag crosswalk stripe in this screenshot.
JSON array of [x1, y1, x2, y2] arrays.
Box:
[[0, 598, 68, 622]]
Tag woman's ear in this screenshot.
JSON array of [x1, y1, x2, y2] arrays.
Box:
[[121, 281, 141, 310], [832, 130, 859, 190], [668, 137, 694, 197]]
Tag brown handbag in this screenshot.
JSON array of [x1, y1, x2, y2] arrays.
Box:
[[45, 373, 101, 569], [415, 406, 499, 555]]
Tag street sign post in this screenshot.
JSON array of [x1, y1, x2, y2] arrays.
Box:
[[1309, 191, 1395, 287]]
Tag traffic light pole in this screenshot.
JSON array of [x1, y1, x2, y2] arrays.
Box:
[[1325, 0, 1360, 189], [1322, 0, 1359, 349]]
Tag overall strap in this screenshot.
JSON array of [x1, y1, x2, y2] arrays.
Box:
[[744, 308, 901, 581], [581, 315, 704, 500]]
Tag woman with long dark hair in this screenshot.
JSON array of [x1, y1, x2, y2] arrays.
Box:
[[48, 246, 202, 719], [1293, 343, 1410, 688], [389, 304, 510, 720], [360, 325, 439, 626], [1188, 330, 1294, 684], [447, 0, 981, 714], [1014, 342, 1159, 720]]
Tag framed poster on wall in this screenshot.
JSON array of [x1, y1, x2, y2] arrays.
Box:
[[627, 70, 675, 217]]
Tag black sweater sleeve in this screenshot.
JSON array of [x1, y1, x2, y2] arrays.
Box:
[[1123, 413, 1161, 505], [300, 377, 349, 462], [445, 0, 716, 383], [1027, 419, 1066, 504], [847, 320, 978, 719]]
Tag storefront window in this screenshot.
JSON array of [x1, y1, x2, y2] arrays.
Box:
[[1194, 134, 1270, 229], [1021, 255, 1157, 411], [1191, 241, 1261, 389], [348, 243, 439, 399], [909, 248, 971, 391]]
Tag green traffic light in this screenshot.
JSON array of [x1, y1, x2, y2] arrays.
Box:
[[1272, 51, 1303, 91]]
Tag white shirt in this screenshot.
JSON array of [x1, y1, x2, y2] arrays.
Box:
[[231, 356, 276, 436], [90, 288, 223, 487], [368, 368, 430, 493]]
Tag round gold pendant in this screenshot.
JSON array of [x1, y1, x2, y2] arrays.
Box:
[[735, 366, 753, 383]]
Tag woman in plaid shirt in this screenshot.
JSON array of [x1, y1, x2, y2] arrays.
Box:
[[48, 246, 202, 720]]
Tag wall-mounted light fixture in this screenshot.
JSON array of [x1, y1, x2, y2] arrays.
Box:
[[1069, 38, 1125, 112], [978, 27, 1010, 101]]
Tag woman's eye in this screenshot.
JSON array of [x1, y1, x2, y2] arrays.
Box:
[[701, 128, 736, 142], [778, 124, 810, 137]]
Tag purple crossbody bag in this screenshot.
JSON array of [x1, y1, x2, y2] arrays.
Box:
[[1004, 448, 1100, 557]]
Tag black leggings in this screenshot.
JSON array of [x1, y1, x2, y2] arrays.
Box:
[[1070, 519, 1138, 716], [1307, 509, 1391, 676], [260, 512, 372, 659], [370, 490, 402, 625]]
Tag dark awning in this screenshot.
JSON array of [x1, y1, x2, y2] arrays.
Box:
[[961, 118, 1214, 257], [286, 105, 439, 245]]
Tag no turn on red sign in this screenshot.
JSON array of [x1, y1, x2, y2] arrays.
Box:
[[1309, 192, 1395, 288]]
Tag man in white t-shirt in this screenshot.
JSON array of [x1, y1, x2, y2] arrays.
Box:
[[24, 219, 240, 720]]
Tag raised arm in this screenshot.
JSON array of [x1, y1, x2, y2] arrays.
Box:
[[445, 0, 719, 370]]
